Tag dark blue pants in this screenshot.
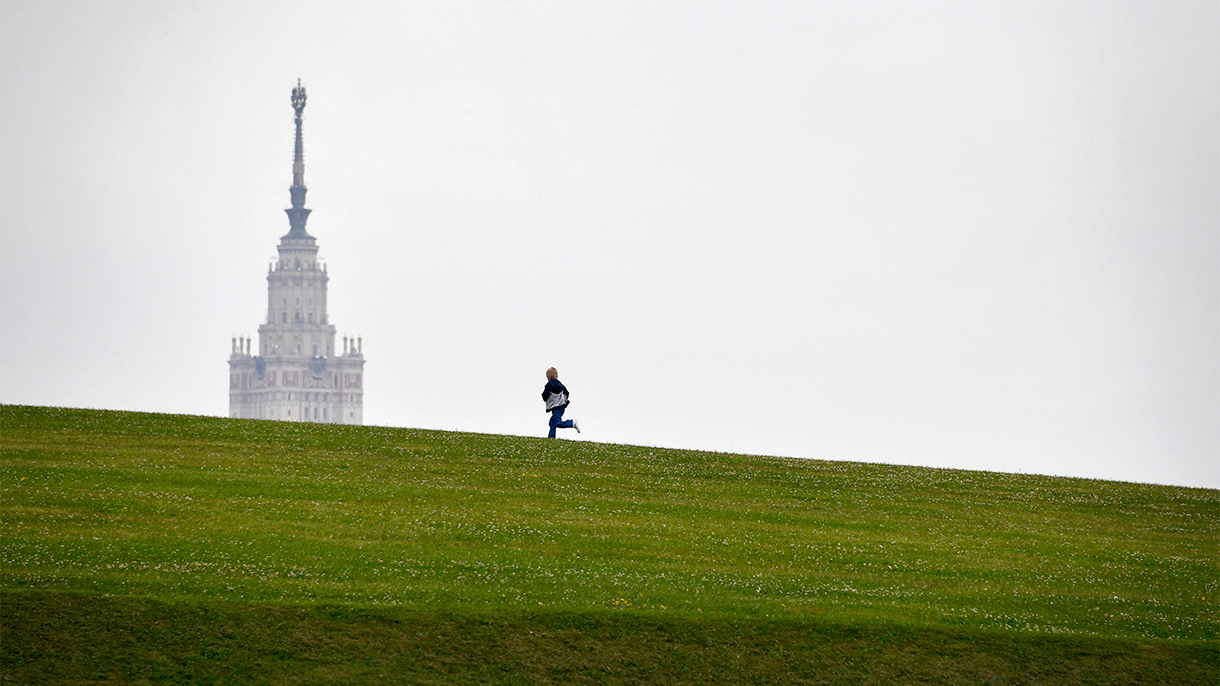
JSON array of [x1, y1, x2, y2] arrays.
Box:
[[548, 407, 574, 438]]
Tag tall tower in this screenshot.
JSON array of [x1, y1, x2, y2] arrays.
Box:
[[228, 81, 365, 424]]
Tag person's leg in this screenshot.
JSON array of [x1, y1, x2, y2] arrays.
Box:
[[549, 407, 574, 437], [557, 406, 574, 430]]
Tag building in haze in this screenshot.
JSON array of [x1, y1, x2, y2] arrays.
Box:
[[228, 81, 365, 423]]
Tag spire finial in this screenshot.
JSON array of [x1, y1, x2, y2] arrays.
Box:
[[284, 79, 312, 238], [292, 78, 307, 118]]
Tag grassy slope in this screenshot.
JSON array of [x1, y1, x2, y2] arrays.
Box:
[[1, 405, 1216, 684]]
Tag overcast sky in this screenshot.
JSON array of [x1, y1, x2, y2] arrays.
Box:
[[2, 1, 1216, 488]]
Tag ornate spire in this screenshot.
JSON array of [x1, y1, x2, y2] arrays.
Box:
[[284, 79, 312, 239]]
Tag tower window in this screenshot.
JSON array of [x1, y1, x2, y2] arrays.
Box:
[[282, 312, 287, 323], [313, 344, 318, 356]]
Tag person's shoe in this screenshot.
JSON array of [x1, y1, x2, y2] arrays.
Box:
[[573, 419, 581, 434]]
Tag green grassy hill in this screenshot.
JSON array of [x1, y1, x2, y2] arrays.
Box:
[[2, 405, 1216, 684]]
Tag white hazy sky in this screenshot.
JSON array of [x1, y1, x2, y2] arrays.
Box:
[[2, 1, 1216, 488]]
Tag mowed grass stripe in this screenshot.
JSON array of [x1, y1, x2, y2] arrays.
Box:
[[3, 591, 1214, 685], [1, 404, 1216, 681]]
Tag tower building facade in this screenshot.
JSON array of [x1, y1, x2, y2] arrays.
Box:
[[229, 81, 365, 424]]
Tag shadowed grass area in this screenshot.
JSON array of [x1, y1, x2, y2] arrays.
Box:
[[3, 592, 1214, 685], [1, 405, 1217, 683]]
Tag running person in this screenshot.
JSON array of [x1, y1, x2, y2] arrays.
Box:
[[542, 367, 580, 438]]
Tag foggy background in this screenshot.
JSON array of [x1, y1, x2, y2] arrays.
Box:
[[2, 1, 1216, 488]]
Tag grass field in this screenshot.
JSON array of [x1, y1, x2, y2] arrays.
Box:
[[2, 404, 1216, 683]]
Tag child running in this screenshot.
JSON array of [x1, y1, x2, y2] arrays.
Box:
[[542, 367, 580, 438]]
